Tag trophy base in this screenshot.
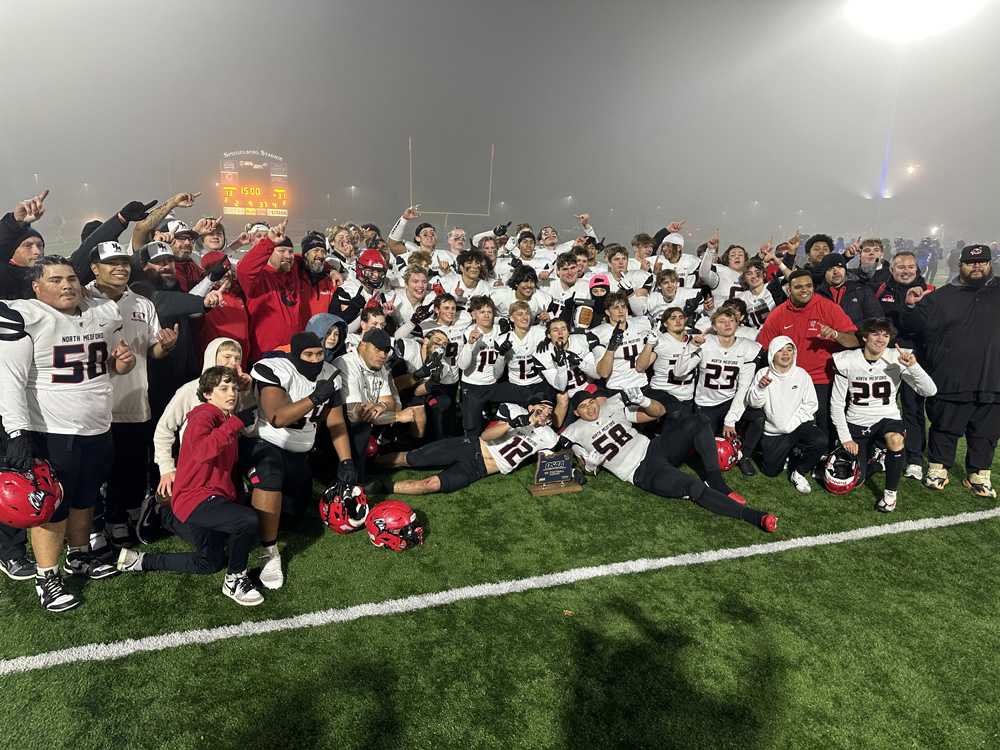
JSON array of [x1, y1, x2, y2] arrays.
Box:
[[529, 481, 584, 497]]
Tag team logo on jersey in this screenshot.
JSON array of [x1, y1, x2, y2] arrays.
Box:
[[131, 311, 147, 322]]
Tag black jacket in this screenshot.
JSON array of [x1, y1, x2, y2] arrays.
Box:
[[874, 274, 931, 348], [899, 276, 1000, 402], [817, 280, 883, 329]]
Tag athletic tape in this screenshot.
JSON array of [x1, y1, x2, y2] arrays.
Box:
[[2, 507, 998, 676]]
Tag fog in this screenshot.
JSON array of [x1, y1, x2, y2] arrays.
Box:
[[2, 0, 998, 248]]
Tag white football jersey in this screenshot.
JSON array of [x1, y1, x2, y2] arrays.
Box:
[[433, 273, 493, 308], [419, 321, 468, 385], [490, 287, 553, 320], [483, 404, 560, 474], [498, 326, 547, 385], [535, 333, 600, 397], [683, 334, 761, 410], [0, 298, 123, 436], [830, 348, 937, 442], [652, 253, 700, 287], [591, 317, 653, 390], [608, 270, 654, 295], [545, 278, 590, 319], [645, 287, 700, 323], [252, 356, 342, 453], [704, 264, 744, 307], [561, 395, 647, 483], [87, 283, 162, 424], [649, 333, 698, 401], [458, 327, 503, 386], [735, 287, 779, 331]]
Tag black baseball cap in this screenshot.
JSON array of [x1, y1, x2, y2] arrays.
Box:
[[361, 328, 392, 353], [961, 244, 991, 264]]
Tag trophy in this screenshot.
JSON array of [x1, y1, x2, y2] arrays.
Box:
[[529, 449, 585, 497]]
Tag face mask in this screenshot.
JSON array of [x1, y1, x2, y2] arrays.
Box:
[[295, 358, 324, 381]]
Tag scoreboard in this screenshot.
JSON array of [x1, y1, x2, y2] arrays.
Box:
[[219, 150, 289, 218]]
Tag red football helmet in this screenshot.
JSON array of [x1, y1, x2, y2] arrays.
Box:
[[366, 499, 424, 551], [0, 459, 63, 528], [356, 248, 388, 289], [823, 446, 862, 495], [715, 436, 743, 472], [319, 482, 370, 534], [365, 435, 380, 459]]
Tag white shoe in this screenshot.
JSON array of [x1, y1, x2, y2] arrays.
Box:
[[223, 571, 264, 606], [116, 547, 144, 572], [904, 464, 923, 481], [877, 490, 897, 513], [789, 470, 812, 495], [259, 549, 284, 590]]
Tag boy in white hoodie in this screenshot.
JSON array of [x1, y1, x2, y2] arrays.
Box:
[[747, 335, 826, 494]]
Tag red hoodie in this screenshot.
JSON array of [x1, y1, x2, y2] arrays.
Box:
[[170, 402, 245, 522], [757, 293, 857, 384], [236, 236, 311, 362]]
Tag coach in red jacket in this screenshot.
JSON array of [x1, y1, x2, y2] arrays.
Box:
[[758, 268, 860, 446], [236, 220, 312, 362]]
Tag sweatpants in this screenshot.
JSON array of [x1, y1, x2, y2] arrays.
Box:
[[143, 496, 258, 575], [758, 422, 828, 477], [926, 398, 1000, 472]]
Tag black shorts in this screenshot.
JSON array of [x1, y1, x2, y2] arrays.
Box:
[[31, 431, 114, 523], [245, 439, 312, 494], [405, 436, 488, 493], [848, 418, 906, 443]]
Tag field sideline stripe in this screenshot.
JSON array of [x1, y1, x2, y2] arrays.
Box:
[[3, 507, 998, 676]]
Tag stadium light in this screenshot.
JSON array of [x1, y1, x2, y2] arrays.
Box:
[[930, 225, 940, 235], [906, 163, 920, 175], [845, 0, 988, 44]]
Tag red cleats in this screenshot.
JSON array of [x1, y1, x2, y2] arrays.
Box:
[[760, 514, 778, 533]]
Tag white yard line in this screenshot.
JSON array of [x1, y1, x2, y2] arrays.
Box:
[[3, 507, 998, 676]]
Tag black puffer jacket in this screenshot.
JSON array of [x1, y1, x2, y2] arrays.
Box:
[[899, 276, 1000, 402]]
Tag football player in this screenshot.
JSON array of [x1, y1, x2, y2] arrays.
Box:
[[375, 399, 561, 495], [249, 331, 354, 589], [560, 390, 776, 531], [535, 318, 601, 400], [0, 257, 136, 611], [830, 318, 937, 511], [457, 296, 506, 437], [637, 307, 699, 419], [675, 307, 763, 476], [592, 292, 654, 391], [698, 235, 748, 308], [652, 231, 699, 288], [490, 265, 553, 321]]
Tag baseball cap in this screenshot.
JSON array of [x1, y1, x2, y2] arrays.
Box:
[[662, 232, 685, 248], [166, 219, 199, 240], [589, 273, 611, 292], [247, 222, 270, 234], [961, 244, 991, 263], [91, 241, 133, 263], [140, 241, 174, 264], [361, 328, 393, 353]]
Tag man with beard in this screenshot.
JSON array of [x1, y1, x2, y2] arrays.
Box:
[[162, 217, 205, 291], [901, 244, 1000, 498], [300, 231, 339, 318], [815, 253, 883, 328]]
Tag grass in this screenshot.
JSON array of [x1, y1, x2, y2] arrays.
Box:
[[1, 447, 999, 749]]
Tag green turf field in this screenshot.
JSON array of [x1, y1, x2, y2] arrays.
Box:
[[2, 452, 998, 749]]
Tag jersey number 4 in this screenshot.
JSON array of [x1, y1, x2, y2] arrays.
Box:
[[51, 342, 109, 384], [592, 424, 633, 460]]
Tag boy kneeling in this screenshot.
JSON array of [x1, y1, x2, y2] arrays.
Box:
[[117, 367, 263, 606]]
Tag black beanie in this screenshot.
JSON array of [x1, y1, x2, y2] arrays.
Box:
[[12, 225, 44, 251], [301, 232, 327, 254], [291, 331, 323, 358], [81, 220, 102, 242]]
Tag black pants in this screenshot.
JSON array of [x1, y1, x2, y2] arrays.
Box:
[[405, 436, 488, 492], [814, 382, 834, 450], [758, 422, 827, 477], [143, 496, 258, 575], [899, 382, 926, 465], [643, 387, 695, 420], [105, 421, 153, 525], [697, 399, 764, 458], [0, 524, 27, 561], [926, 398, 1000, 472], [632, 423, 764, 525], [460, 380, 551, 436]]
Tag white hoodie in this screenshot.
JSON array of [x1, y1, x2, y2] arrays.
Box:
[[746, 336, 818, 436]]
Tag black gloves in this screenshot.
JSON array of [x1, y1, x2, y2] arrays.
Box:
[[494, 221, 512, 237], [535, 338, 552, 354], [509, 257, 523, 270], [337, 459, 358, 485], [119, 200, 157, 223], [552, 344, 567, 367], [498, 318, 513, 334], [508, 414, 532, 429], [608, 324, 625, 351], [411, 304, 435, 325], [309, 377, 339, 407], [2, 431, 33, 472], [496, 335, 514, 357], [236, 408, 258, 428], [566, 350, 582, 368], [414, 349, 444, 380]]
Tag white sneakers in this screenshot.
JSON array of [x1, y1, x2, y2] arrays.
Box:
[[876, 490, 897, 513], [789, 470, 812, 495], [904, 464, 923, 481], [116, 548, 145, 572], [259, 548, 284, 590], [223, 571, 264, 606]]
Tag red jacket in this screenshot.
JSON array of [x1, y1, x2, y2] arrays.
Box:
[[757, 293, 857, 384], [174, 257, 206, 292], [236, 237, 312, 362], [170, 403, 245, 522], [304, 268, 338, 319], [199, 286, 250, 362]]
